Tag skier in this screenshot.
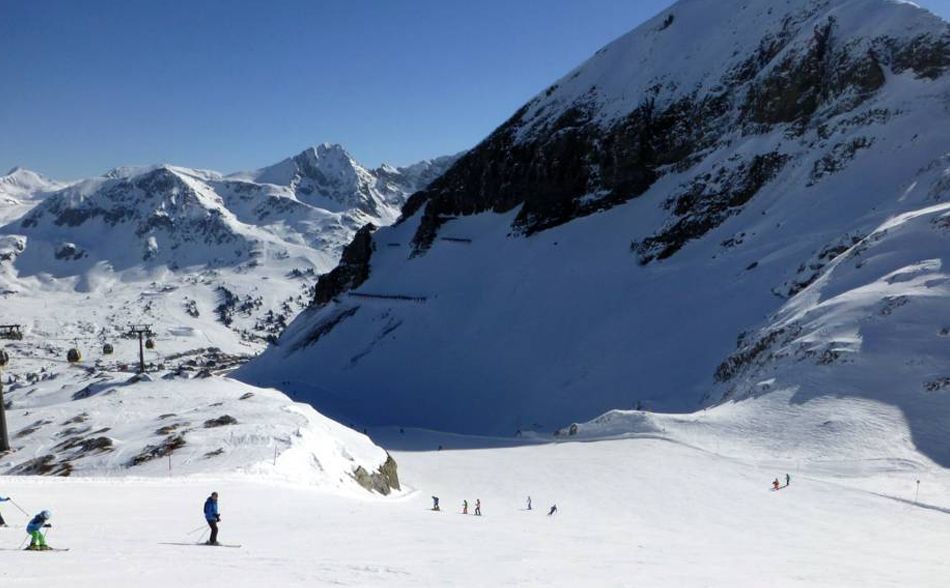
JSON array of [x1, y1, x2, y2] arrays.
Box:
[[772, 478, 780, 490], [474, 499, 481, 516], [0, 494, 10, 527], [527, 496, 532, 511], [785, 473, 790, 487], [462, 500, 468, 514], [203, 491, 221, 546], [25, 510, 52, 550], [547, 504, 558, 516], [431, 496, 440, 511]]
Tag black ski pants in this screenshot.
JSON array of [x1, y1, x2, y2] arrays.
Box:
[[207, 519, 219, 544]]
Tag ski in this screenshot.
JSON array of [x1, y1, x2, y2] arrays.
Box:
[[0, 547, 70, 552], [159, 542, 241, 548]]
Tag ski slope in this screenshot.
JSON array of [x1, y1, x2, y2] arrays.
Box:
[[0, 428, 946, 587]]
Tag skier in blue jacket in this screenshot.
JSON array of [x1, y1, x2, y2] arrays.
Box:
[[26, 510, 53, 550], [203, 492, 220, 545]]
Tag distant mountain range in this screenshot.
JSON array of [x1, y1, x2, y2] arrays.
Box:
[[2, 144, 459, 274], [0, 145, 458, 353]]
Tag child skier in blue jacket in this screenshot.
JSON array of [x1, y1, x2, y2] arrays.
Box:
[[26, 510, 52, 550]]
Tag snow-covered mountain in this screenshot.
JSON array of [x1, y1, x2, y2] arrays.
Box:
[[0, 145, 453, 487], [0, 166, 67, 225], [239, 0, 950, 468], [0, 146, 453, 486], [0, 146, 456, 352], [231, 143, 460, 224], [8, 146, 458, 274]]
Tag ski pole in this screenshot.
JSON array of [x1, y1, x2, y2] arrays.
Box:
[[186, 524, 207, 536], [18, 535, 30, 549], [8, 498, 31, 518]]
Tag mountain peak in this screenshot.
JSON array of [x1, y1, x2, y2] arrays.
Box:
[[0, 166, 65, 203], [514, 0, 946, 139], [3, 166, 49, 181], [294, 143, 358, 169]]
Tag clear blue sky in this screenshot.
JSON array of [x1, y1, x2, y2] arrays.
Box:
[[2, 0, 948, 180]]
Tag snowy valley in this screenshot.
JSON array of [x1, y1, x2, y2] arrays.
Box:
[[0, 0, 948, 585]]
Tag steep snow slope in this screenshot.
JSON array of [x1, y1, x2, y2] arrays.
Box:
[[240, 0, 950, 447], [711, 172, 950, 466], [0, 432, 946, 586]]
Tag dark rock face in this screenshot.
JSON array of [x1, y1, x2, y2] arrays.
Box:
[[632, 152, 790, 263], [351, 454, 400, 495], [715, 327, 796, 384], [292, 306, 360, 350], [887, 32, 950, 79], [386, 12, 946, 265], [312, 223, 377, 305], [743, 18, 886, 127], [402, 95, 714, 253]]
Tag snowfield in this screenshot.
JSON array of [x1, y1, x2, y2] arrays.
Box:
[[1, 0, 948, 585], [0, 426, 947, 587], [0, 370, 390, 488]]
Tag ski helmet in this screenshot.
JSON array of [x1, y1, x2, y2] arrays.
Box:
[[40, 510, 51, 519]]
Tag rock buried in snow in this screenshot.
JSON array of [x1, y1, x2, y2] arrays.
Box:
[[9, 454, 73, 476], [203, 415, 238, 428], [129, 434, 186, 466]]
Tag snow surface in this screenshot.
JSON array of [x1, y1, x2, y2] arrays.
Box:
[[0, 421, 946, 586], [0, 1, 947, 584], [0, 364, 388, 486]]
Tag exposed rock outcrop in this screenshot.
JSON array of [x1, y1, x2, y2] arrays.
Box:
[[351, 454, 400, 495]]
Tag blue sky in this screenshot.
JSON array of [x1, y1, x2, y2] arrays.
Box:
[[2, 0, 948, 180]]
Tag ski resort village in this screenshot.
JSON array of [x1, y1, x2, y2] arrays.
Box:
[[1, 0, 949, 585]]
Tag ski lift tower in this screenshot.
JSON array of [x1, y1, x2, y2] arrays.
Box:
[[0, 324, 22, 453], [127, 324, 154, 374]]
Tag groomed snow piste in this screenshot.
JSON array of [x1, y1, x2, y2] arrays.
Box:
[[0, 422, 947, 587]]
